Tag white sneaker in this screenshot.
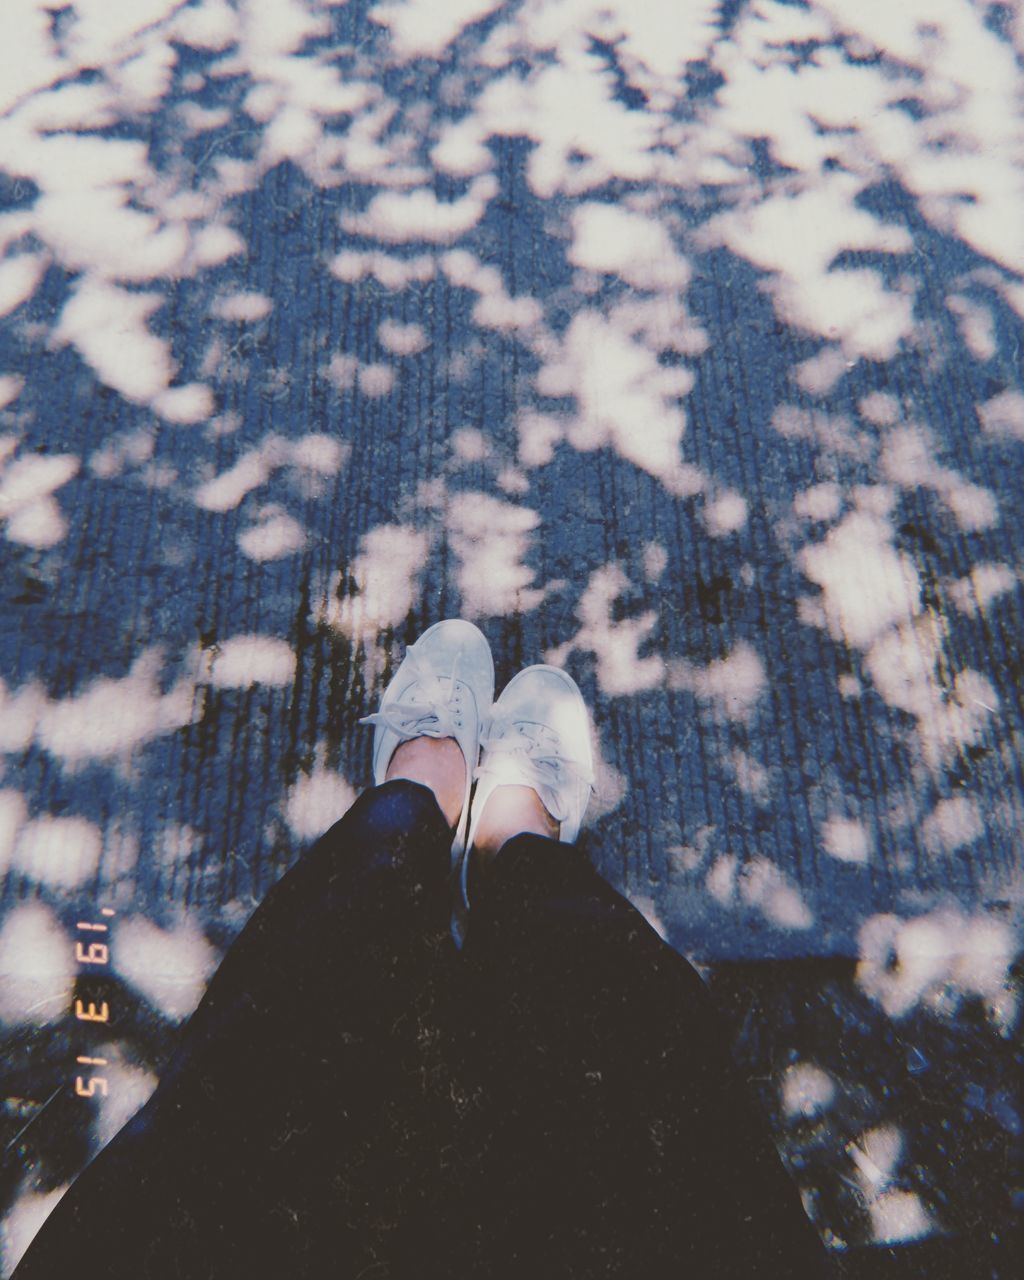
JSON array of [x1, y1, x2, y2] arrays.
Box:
[[359, 619, 494, 858], [459, 664, 595, 916]]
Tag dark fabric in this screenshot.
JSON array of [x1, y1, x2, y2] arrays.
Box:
[[15, 783, 827, 1278], [458, 834, 828, 1278], [14, 781, 462, 1280]]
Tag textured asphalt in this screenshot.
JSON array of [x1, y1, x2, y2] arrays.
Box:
[[1, 3, 1021, 1274]]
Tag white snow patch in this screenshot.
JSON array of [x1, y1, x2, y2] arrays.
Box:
[[946, 294, 996, 362], [54, 281, 172, 403], [358, 363, 396, 397], [92, 1047, 158, 1148], [865, 618, 998, 767], [207, 635, 296, 689], [920, 795, 984, 854], [370, 0, 503, 60], [870, 1191, 933, 1246], [192, 223, 245, 266], [1, 1185, 69, 1277], [706, 853, 738, 906], [670, 642, 767, 722], [0, 253, 46, 317], [152, 383, 214, 425], [709, 176, 914, 360], [880, 425, 998, 532], [547, 563, 664, 696], [211, 291, 273, 322], [703, 490, 748, 537], [447, 491, 544, 618], [431, 115, 493, 176], [794, 483, 842, 523], [451, 427, 490, 462], [198, 434, 345, 513], [792, 348, 849, 396], [0, 451, 79, 548], [729, 749, 770, 803], [113, 915, 217, 1023], [195, 445, 276, 512], [34, 649, 197, 767], [569, 203, 689, 291], [284, 765, 357, 840], [782, 1062, 836, 1119], [977, 389, 1024, 441], [474, 47, 661, 198], [643, 542, 668, 583], [0, 375, 24, 409], [0, 790, 28, 874], [289, 433, 346, 476], [859, 392, 901, 427], [324, 523, 430, 638], [948, 562, 1017, 616], [857, 908, 1018, 1024], [822, 817, 872, 865], [535, 310, 692, 482], [343, 176, 496, 245], [378, 319, 428, 356], [849, 1125, 904, 1197], [13, 816, 102, 890], [324, 352, 359, 391], [516, 413, 563, 468], [0, 679, 45, 753], [329, 251, 436, 290], [0, 903, 74, 1026], [739, 856, 814, 930], [771, 404, 870, 459], [238, 511, 306, 561], [798, 511, 920, 650], [705, 853, 813, 930]]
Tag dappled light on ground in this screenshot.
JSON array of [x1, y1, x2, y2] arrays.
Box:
[[1, 0, 1022, 1271]]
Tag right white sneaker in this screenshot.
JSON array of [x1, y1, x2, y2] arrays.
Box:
[[459, 664, 595, 919]]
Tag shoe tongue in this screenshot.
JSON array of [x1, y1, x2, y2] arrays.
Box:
[[537, 784, 568, 824]]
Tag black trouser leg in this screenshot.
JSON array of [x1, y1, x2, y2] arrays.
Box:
[[14, 780, 462, 1280], [460, 834, 828, 1279]]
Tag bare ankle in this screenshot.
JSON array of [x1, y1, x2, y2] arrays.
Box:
[[385, 737, 466, 828], [470, 784, 558, 863]]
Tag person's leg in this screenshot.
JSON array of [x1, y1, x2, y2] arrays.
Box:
[[13, 777, 461, 1280], [460, 834, 828, 1279], [15, 619, 495, 1280]]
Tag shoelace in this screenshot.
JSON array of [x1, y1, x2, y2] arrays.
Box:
[[359, 644, 464, 742], [475, 717, 594, 823]]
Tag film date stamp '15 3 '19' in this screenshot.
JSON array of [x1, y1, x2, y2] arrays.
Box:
[[73, 908, 116, 1100]]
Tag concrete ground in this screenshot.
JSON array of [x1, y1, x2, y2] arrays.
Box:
[[1, 2, 1021, 1274]]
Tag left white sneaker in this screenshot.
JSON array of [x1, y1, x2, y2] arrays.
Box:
[[359, 619, 495, 858]]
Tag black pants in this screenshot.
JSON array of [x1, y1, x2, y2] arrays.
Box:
[[15, 781, 826, 1278]]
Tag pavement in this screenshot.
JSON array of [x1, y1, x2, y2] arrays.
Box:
[[0, 1, 1021, 1274]]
